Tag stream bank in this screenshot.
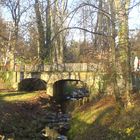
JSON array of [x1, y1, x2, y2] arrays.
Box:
[[0, 89, 89, 140], [42, 87, 90, 140]]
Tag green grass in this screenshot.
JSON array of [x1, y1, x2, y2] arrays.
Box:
[[0, 91, 49, 140], [68, 95, 140, 140], [0, 91, 38, 103], [68, 96, 116, 140], [1, 91, 140, 140]]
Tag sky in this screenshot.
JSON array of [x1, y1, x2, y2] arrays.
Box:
[[1, 0, 140, 33], [129, 3, 140, 29]]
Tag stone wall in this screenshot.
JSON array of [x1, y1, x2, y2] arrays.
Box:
[[2, 63, 110, 97]]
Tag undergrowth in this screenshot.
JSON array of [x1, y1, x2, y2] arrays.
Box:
[[68, 95, 140, 140]]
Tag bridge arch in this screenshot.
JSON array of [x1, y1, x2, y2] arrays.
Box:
[[45, 72, 94, 96], [53, 79, 88, 101], [18, 78, 47, 91]]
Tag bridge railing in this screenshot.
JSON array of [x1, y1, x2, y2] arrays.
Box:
[[1, 63, 138, 73], [13, 63, 98, 72]]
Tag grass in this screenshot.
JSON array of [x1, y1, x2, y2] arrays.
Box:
[[68, 94, 140, 140], [0, 90, 50, 140], [1, 91, 140, 140], [0, 91, 39, 103]]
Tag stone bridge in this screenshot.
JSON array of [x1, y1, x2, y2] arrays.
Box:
[[1, 63, 105, 96], [1, 62, 139, 96]]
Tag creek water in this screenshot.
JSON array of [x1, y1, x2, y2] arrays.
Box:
[[42, 88, 89, 140]]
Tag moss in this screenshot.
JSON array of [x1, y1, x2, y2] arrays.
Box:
[[0, 72, 14, 88], [0, 72, 7, 81], [0, 91, 38, 103]]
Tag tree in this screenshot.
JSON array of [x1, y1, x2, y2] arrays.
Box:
[[33, 0, 69, 63], [34, 0, 46, 60], [51, 0, 68, 63], [114, 0, 132, 107], [3, 0, 31, 69], [0, 17, 10, 68], [45, 0, 52, 61], [94, 0, 113, 51]]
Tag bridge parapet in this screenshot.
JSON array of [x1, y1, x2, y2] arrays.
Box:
[[14, 63, 98, 72]]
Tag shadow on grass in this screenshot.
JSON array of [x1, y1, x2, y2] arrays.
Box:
[[0, 91, 34, 98], [68, 106, 137, 140], [0, 91, 51, 140]]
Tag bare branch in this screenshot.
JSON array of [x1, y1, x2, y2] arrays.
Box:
[[0, 34, 8, 41], [61, 1, 115, 29], [128, 1, 140, 11], [51, 26, 113, 43]]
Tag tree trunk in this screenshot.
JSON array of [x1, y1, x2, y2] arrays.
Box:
[[46, 0, 52, 62], [52, 0, 67, 64], [34, 0, 46, 60], [114, 0, 132, 108]]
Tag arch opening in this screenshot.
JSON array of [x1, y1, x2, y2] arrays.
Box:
[[18, 78, 46, 91], [53, 79, 89, 102]]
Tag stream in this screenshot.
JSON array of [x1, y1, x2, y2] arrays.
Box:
[[41, 88, 89, 140]]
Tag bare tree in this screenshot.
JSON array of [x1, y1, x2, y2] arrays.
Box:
[[34, 0, 46, 60], [3, 0, 31, 69], [114, 0, 132, 108], [46, 0, 52, 60], [51, 0, 68, 63]]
